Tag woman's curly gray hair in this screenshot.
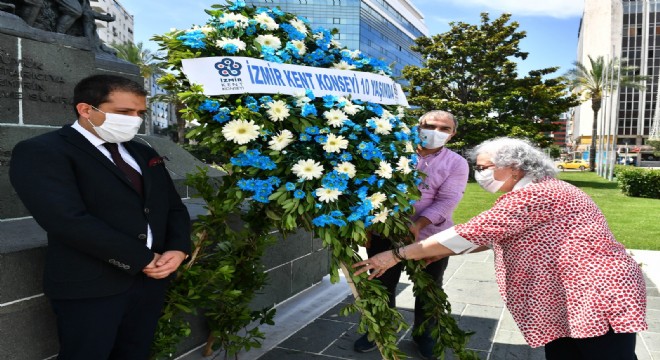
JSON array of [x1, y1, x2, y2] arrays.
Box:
[[469, 137, 558, 181]]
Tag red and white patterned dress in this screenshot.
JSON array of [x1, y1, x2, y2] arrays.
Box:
[[454, 177, 647, 347]]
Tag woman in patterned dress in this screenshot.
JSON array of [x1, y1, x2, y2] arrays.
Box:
[[354, 137, 647, 360]]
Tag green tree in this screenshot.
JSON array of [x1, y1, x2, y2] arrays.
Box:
[[111, 41, 162, 78], [402, 13, 579, 150], [566, 55, 647, 171], [111, 41, 186, 140]]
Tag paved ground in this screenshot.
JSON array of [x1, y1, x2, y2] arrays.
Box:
[[182, 250, 660, 360]]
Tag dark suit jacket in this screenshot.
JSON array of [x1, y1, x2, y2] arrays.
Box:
[[9, 125, 191, 299]]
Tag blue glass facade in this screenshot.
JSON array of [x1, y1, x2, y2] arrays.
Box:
[[245, 0, 428, 79]]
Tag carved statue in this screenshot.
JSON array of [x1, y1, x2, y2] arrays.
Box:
[[0, 1, 15, 13], [81, 0, 116, 54], [15, 0, 42, 26], [1, 0, 117, 55], [54, 0, 83, 33]]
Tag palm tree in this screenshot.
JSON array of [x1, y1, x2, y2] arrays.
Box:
[[111, 41, 169, 136], [566, 55, 647, 171], [111, 41, 161, 79]]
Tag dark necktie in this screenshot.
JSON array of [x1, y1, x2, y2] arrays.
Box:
[[103, 143, 143, 197]]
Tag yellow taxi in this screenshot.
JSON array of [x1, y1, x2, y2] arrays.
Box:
[[557, 159, 590, 171]]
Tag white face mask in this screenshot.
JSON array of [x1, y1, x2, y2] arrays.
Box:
[[419, 129, 450, 149], [87, 106, 143, 143], [474, 168, 509, 193]]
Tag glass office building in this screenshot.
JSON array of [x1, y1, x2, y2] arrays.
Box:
[[245, 0, 429, 79], [576, 0, 660, 161]]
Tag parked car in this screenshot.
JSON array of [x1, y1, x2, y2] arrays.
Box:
[[557, 159, 590, 171]]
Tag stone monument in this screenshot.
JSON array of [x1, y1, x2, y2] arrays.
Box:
[[0, 2, 328, 359], [0, 2, 207, 358]]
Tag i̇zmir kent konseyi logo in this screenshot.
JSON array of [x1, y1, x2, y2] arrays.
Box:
[[214, 58, 244, 91]]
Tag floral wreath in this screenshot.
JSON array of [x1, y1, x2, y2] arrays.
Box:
[[166, 0, 422, 235], [153, 1, 477, 359]]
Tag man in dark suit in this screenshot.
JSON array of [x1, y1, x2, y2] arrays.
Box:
[[9, 74, 191, 359]]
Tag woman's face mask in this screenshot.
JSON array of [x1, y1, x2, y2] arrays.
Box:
[[419, 129, 450, 149], [87, 106, 143, 143], [474, 168, 509, 193]]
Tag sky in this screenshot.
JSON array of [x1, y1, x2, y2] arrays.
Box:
[[120, 0, 584, 78]]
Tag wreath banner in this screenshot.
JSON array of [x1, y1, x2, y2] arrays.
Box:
[[181, 56, 408, 105], [151, 1, 478, 358]]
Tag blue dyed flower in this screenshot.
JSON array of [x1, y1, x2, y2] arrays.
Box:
[[301, 103, 317, 117], [177, 30, 206, 49], [339, 152, 353, 161], [285, 182, 296, 191], [230, 149, 276, 170], [212, 107, 231, 123], [293, 190, 306, 199], [228, 0, 246, 10], [305, 126, 320, 135], [198, 99, 220, 112]]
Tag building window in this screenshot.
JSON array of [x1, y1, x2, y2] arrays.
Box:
[[333, 18, 341, 24], [333, 0, 341, 5]]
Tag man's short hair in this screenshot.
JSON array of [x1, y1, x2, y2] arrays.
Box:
[[72, 74, 147, 116], [419, 110, 458, 131]]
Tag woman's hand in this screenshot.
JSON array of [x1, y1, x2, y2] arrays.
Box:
[[352, 250, 400, 280]]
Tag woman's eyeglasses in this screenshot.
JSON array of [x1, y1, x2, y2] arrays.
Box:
[[473, 164, 495, 172]]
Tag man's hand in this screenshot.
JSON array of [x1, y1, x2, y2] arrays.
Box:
[[142, 253, 161, 271], [143, 250, 187, 279], [409, 216, 431, 242]]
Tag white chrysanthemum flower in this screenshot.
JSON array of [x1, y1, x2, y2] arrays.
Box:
[[399, 123, 411, 134], [373, 117, 393, 135], [397, 106, 406, 117], [254, 13, 279, 30], [194, 25, 215, 34], [334, 162, 356, 178], [255, 34, 282, 50], [315, 187, 342, 203], [290, 18, 308, 34], [292, 159, 324, 180], [220, 13, 250, 29], [373, 207, 390, 224], [368, 192, 387, 209], [404, 141, 415, 153], [381, 109, 393, 120], [293, 90, 311, 106], [323, 133, 349, 153], [323, 109, 347, 128], [268, 129, 294, 151], [396, 156, 412, 174], [215, 37, 246, 51], [221, 119, 260, 145], [375, 160, 393, 179], [266, 100, 290, 122], [330, 39, 342, 48], [290, 40, 307, 55], [332, 60, 356, 70], [343, 102, 363, 116]]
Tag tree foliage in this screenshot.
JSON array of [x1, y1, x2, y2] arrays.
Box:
[[566, 55, 648, 171], [403, 13, 579, 149], [111, 41, 162, 78]]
